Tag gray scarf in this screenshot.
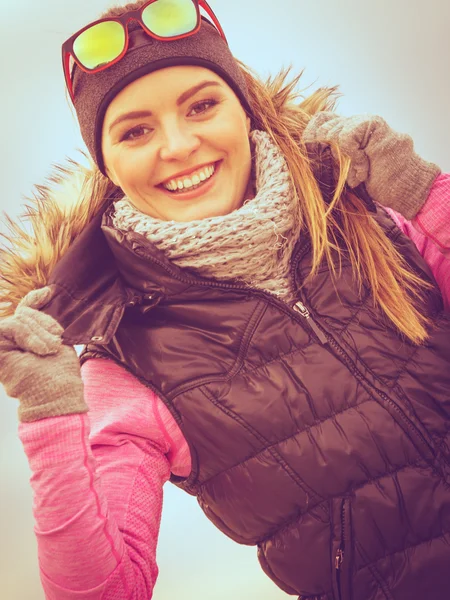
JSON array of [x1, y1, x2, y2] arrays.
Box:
[[112, 130, 300, 304]]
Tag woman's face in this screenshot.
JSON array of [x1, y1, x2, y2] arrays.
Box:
[[102, 65, 253, 221]]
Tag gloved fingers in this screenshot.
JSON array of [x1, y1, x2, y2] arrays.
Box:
[[0, 334, 18, 354], [16, 308, 63, 354], [304, 113, 365, 163], [304, 111, 364, 142], [0, 309, 62, 356], [352, 115, 389, 149], [332, 116, 373, 151], [331, 116, 383, 186], [19, 286, 55, 311], [15, 306, 64, 336], [303, 111, 340, 133], [0, 319, 60, 356], [306, 112, 385, 148]]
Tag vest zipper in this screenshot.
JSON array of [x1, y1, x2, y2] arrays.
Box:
[[290, 240, 328, 344], [293, 301, 328, 344], [335, 498, 347, 600]]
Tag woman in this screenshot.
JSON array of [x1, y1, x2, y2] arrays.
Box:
[[1, 1, 449, 598]]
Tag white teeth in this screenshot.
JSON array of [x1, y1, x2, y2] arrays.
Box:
[[163, 163, 216, 191]]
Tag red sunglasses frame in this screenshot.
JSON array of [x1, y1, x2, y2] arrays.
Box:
[[62, 0, 227, 102]]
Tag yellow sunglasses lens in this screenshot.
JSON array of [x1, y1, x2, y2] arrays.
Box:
[[142, 0, 198, 37], [73, 21, 125, 70]]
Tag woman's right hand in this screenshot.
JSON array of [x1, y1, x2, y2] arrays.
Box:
[[0, 287, 89, 422]]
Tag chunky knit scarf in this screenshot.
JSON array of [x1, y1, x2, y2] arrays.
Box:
[[112, 130, 300, 304]]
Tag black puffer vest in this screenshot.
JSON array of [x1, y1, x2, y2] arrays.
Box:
[[44, 148, 450, 600]]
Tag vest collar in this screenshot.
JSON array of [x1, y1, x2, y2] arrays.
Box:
[[41, 202, 227, 345]]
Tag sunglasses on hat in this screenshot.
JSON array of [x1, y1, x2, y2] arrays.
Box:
[[62, 0, 227, 102]]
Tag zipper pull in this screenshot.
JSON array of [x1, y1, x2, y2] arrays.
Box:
[[335, 548, 344, 570], [293, 301, 328, 344]]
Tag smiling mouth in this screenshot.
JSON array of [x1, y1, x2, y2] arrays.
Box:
[[159, 161, 219, 194]]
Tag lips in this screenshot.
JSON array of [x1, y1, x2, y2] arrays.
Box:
[[158, 160, 222, 200], [158, 161, 218, 187]]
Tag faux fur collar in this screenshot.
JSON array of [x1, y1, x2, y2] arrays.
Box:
[[0, 153, 118, 316]]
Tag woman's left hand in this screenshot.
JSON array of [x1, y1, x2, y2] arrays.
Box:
[[0, 287, 88, 423], [303, 112, 441, 219]]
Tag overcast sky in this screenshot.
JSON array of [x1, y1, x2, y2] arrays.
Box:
[[1, 1, 449, 598]]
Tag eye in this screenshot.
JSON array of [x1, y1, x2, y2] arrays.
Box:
[[121, 125, 152, 142], [189, 99, 219, 116]]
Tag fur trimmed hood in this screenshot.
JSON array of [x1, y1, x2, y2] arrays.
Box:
[[0, 153, 121, 317]]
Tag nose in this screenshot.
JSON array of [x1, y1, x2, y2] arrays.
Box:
[[158, 121, 201, 162]]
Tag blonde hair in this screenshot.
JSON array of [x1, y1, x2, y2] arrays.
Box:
[[233, 60, 432, 345]]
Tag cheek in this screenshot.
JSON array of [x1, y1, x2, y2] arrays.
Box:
[[114, 152, 155, 190], [211, 108, 249, 145], [219, 126, 251, 162]]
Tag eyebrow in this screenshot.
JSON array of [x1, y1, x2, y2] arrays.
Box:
[[108, 80, 222, 133]]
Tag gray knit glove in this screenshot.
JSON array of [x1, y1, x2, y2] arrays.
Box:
[[303, 112, 442, 219], [0, 287, 89, 423]]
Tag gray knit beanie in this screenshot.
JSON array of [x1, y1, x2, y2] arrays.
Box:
[[72, 17, 255, 175]]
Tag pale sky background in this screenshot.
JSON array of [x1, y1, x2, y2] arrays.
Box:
[[0, 1, 449, 599]]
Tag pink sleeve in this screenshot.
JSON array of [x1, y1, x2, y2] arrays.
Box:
[[17, 358, 191, 599], [385, 173, 450, 312], [413, 173, 450, 255]]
